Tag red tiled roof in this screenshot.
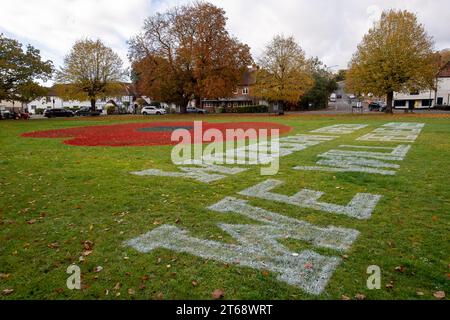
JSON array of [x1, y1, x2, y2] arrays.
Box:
[[240, 67, 257, 86]]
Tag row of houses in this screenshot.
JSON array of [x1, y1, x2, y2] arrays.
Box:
[[2, 63, 450, 114], [0, 67, 266, 115], [204, 62, 450, 111], [0, 84, 140, 114], [394, 62, 450, 109], [25, 84, 139, 114]]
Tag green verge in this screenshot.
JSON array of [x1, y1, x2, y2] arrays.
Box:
[[0, 114, 449, 300]]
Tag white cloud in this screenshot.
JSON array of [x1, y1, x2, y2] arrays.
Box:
[[1, 0, 449, 76], [0, 0, 153, 69]]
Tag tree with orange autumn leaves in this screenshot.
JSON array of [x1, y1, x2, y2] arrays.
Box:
[[129, 2, 253, 112]]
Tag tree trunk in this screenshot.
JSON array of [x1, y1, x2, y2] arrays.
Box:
[[198, 95, 203, 110], [386, 91, 394, 114], [278, 100, 285, 115], [90, 98, 96, 111], [434, 76, 438, 107], [193, 96, 202, 111]]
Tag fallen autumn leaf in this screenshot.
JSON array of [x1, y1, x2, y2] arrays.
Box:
[[212, 289, 225, 300], [433, 291, 445, 299]]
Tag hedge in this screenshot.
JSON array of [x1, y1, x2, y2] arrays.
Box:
[[224, 105, 268, 114], [433, 105, 450, 111]]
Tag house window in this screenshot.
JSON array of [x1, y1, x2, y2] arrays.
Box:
[[394, 100, 406, 107], [422, 99, 432, 107], [437, 97, 444, 105], [242, 87, 249, 95]]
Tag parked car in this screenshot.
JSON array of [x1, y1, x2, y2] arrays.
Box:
[[336, 94, 342, 99], [43, 108, 75, 118], [12, 111, 30, 120], [0, 110, 12, 120], [369, 102, 387, 112], [329, 93, 337, 102], [141, 106, 166, 115], [75, 107, 101, 117], [186, 106, 208, 114]]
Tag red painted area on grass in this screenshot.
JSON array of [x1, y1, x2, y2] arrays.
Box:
[[22, 122, 292, 147]]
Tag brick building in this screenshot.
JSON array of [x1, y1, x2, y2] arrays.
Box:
[[202, 66, 267, 111]]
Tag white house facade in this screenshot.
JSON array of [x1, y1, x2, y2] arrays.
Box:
[[0, 99, 25, 111], [26, 95, 135, 114], [394, 62, 450, 109], [25, 84, 138, 114]]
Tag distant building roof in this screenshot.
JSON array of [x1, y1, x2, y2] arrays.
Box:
[[240, 67, 257, 86], [46, 86, 58, 97], [438, 61, 450, 78], [44, 83, 135, 97], [203, 98, 254, 102]]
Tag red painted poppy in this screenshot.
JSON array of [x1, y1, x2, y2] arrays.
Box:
[[22, 122, 292, 147]]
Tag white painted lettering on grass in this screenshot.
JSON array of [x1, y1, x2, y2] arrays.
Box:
[[294, 145, 412, 175], [238, 180, 381, 220], [357, 122, 425, 142], [125, 180, 372, 294], [125, 224, 340, 295], [311, 124, 368, 135], [131, 164, 247, 183], [184, 134, 337, 165], [208, 197, 359, 251], [131, 134, 337, 182], [172, 121, 281, 175]]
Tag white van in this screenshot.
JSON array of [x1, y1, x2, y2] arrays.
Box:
[[329, 93, 337, 102]]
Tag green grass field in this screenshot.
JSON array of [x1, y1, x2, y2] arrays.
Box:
[[0, 114, 449, 300]]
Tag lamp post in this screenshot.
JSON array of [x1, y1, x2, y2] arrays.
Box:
[[326, 65, 339, 72]]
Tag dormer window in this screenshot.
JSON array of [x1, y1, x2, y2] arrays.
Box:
[[242, 87, 249, 95]]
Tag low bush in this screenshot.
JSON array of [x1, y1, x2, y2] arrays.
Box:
[[150, 101, 162, 108], [65, 106, 80, 112], [225, 105, 268, 114], [433, 105, 450, 111], [106, 105, 116, 115]]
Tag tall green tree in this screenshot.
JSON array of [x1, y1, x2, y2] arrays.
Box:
[[0, 34, 53, 103], [347, 10, 437, 113], [253, 35, 314, 108], [299, 57, 337, 110], [437, 49, 450, 68], [56, 39, 127, 110], [335, 69, 347, 82]]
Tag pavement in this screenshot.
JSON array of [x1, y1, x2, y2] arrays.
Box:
[[26, 103, 450, 120], [30, 115, 45, 120], [286, 108, 450, 115], [286, 100, 450, 115]]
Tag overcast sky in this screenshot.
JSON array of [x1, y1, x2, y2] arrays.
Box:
[[1, 0, 449, 79]]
